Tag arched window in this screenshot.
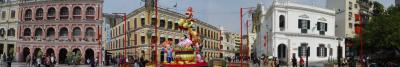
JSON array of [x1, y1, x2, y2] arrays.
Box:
[[317, 44, 327, 57], [85, 27, 95, 37], [7, 28, 15, 36], [46, 28, 55, 37], [34, 28, 43, 36], [73, 7, 81, 19], [86, 7, 95, 15], [36, 8, 44, 20], [47, 7, 56, 20], [279, 15, 285, 31], [23, 28, 31, 36], [24, 9, 32, 21], [59, 27, 68, 36], [86, 7, 95, 20], [60, 7, 69, 20], [72, 27, 81, 36]]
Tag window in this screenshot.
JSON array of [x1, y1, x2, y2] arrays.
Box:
[[0, 28, 5, 37], [141, 18, 145, 26], [349, 2, 353, 10], [1, 11, 5, 19], [25, 9, 32, 21], [141, 36, 145, 44], [151, 18, 156, 26], [174, 23, 179, 30], [59, 28, 68, 37], [47, 8, 56, 20], [349, 23, 353, 28], [298, 19, 310, 33], [160, 37, 165, 43], [317, 22, 327, 35], [34, 28, 43, 36], [85, 27, 95, 37], [23, 28, 31, 36], [73, 7, 82, 19], [7, 28, 15, 36], [355, 4, 358, 8], [317, 44, 327, 57], [167, 21, 173, 29], [134, 18, 137, 28], [36, 8, 44, 20], [10, 10, 15, 18], [60, 7, 69, 20], [279, 15, 285, 31], [86, 7, 95, 20], [46, 28, 55, 37], [348, 12, 352, 20], [160, 20, 165, 28], [86, 7, 95, 15], [298, 43, 308, 57], [73, 27, 81, 36]]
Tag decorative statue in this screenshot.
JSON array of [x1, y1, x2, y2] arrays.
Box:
[[196, 51, 204, 63]]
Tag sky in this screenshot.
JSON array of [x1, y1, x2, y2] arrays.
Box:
[[104, 0, 395, 33]]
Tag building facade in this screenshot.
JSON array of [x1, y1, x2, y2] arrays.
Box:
[[219, 27, 236, 58], [0, 0, 19, 59], [327, 0, 360, 39], [17, 0, 103, 64], [108, 6, 222, 62], [254, 1, 344, 65]]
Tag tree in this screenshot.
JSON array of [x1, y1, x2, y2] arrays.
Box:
[[358, 6, 400, 63]]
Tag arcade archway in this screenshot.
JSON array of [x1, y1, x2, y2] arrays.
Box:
[[22, 47, 30, 62], [46, 48, 55, 56], [59, 48, 68, 64], [33, 48, 42, 59], [85, 48, 94, 64]]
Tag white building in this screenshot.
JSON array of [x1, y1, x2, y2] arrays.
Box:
[[219, 27, 236, 58], [253, 1, 345, 64]]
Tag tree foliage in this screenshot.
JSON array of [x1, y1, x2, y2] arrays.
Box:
[[360, 5, 400, 50]]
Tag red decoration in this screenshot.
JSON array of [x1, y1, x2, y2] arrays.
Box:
[[355, 14, 360, 21], [355, 25, 361, 34]]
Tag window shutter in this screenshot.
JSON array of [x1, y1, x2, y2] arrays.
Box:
[[298, 20, 302, 28], [298, 47, 301, 57], [307, 20, 310, 29], [324, 23, 328, 31]]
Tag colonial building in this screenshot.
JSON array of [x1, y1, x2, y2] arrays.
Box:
[[0, 0, 19, 59], [219, 27, 237, 58], [108, 6, 222, 62], [17, 0, 103, 64], [253, 1, 344, 65]]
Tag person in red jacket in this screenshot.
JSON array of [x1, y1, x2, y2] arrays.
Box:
[[300, 57, 304, 67]]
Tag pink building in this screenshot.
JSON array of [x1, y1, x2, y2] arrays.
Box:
[[16, 0, 103, 64]]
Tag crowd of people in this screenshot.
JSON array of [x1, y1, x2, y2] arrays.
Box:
[[108, 55, 149, 67]]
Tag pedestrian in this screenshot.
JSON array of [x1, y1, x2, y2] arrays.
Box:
[[50, 54, 55, 67], [26, 54, 31, 66], [36, 56, 41, 67], [6, 55, 11, 67], [292, 56, 297, 67], [300, 57, 304, 67], [95, 57, 98, 66], [90, 57, 96, 67]]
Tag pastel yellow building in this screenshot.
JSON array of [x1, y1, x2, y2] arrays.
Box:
[[108, 6, 222, 63]]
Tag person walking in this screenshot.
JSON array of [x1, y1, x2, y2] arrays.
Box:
[[300, 57, 304, 67], [6, 55, 11, 67], [292, 56, 297, 67], [36, 56, 41, 67]]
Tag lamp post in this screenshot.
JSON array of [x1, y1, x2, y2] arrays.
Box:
[[240, 7, 254, 67]]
